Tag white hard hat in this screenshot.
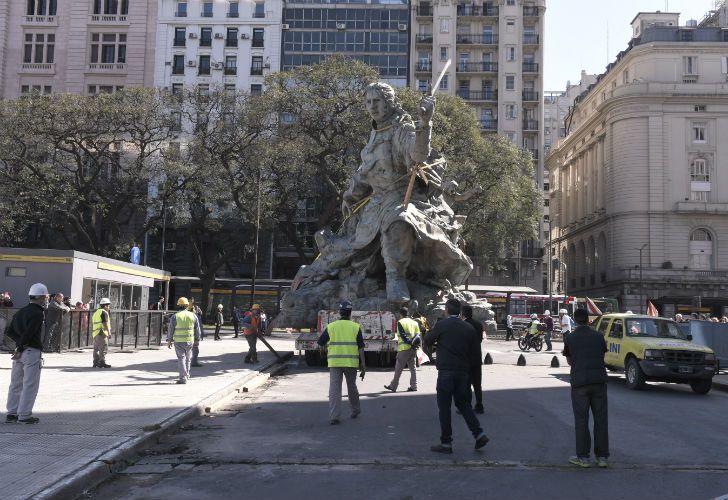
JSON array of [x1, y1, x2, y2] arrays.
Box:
[[99, 298, 111, 305], [217, 304, 224, 309], [530, 313, 538, 319], [28, 283, 49, 296], [544, 310, 551, 316], [559, 308, 568, 315]]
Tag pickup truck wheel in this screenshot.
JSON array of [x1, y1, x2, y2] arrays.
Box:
[[690, 379, 712, 394], [625, 357, 646, 390]]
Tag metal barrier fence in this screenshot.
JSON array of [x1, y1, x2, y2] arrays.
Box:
[[0, 308, 170, 353]]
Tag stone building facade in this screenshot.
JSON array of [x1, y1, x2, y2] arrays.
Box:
[[546, 11, 728, 317]]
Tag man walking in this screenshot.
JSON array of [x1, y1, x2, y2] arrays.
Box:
[[167, 297, 202, 384], [242, 304, 262, 364], [384, 306, 420, 393], [505, 314, 514, 341], [45, 291, 70, 350], [542, 310, 554, 351], [91, 298, 112, 368], [425, 299, 489, 453], [461, 304, 485, 414], [317, 301, 365, 425], [214, 304, 224, 340], [559, 308, 573, 342], [232, 306, 240, 338], [4, 283, 49, 424], [563, 308, 609, 468]]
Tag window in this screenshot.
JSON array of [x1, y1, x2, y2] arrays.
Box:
[[507, 0, 515, 5], [543, 182, 549, 191], [692, 122, 706, 143], [689, 229, 713, 270], [250, 84, 262, 96], [200, 27, 212, 47], [228, 1, 239, 17], [622, 69, 629, 84], [92, 0, 126, 15], [544, 199, 550, 207], [722, 56, 728, 74], [87, 84, 123, 95], [251, 55, 263, 75], [680, 30, 693, 41], [21, 84, 52, 95], [28, 0, 57, 15], [201, 2, 213, 17], [173, 27, 186, 47], [417, 79, 429, 92], [690, 159, 709, 182], [175, 1, 187, 17], [90, 33, 126, 64], [254, 2, 265, 18], [252, 28, 264, 47], [683, 56, 697, 75], [506, 46, 516, 61], [225, 55, 237, 75], [506, 19, 515, 33], [172, 54, 184, 74], [440, 18, 450, 33], [6, 266, 27, 277], [609, 320, 623, 339], [505, 75, 514, 90], [171, 83, 183, 97], [199, 55, 210, 75], [439, 74, 448, 90], [226, 27, 238, 47], [23, 33, 54, 63], [440, 46, 448, 61], [505, 103, 517, 119], [170, 111, 182, 131], [695, 105, 706, 112], [505, 131, 516, 143]]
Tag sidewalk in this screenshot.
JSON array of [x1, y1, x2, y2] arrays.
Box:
[[0, 332, 290, 500]]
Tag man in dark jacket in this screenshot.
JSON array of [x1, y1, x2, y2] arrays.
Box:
[[424, 299, 489, 454], [461, 304, 484, 414], [563, 308, 609, 468], [4, 283, 49, 424]]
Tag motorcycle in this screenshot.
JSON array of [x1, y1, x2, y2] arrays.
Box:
[[518, 331, 544, 352]]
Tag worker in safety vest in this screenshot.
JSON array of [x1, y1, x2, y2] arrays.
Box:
[[166, 297, 202, 384], [384, 306, 420, 393], [317, 300, 366, 425], [92, 298, 112, 368], [525, 313, 542, 343]]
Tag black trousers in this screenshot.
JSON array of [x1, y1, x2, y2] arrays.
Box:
[[505, 327, 514, 341], [571, 383, 609, 458], [436, 370, 483, 444], [244, 334, 258, 361], [470, 365, 482, 407], [214, 325, 221, 339], [544, 331, 553, 350]]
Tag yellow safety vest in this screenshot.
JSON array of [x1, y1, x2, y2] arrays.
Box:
[[397, 317, 420, 352], [529, 320, 541, 335], [92, 308, 108, 338], [326, 319, 360, 369], [174, 310, 197, 343]]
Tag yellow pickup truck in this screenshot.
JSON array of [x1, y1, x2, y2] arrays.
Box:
[[593, 314, 717, 394]]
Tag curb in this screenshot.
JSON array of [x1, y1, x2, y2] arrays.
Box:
[[34, 351, 293, 500]]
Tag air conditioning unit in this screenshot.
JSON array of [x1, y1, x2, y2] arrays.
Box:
[[187, 60, 197, 67], [188, 32, 198, 39], [281, 23, 290, 30], [336, 22, 346, 30], [241, 33, 249, 39], [164, 243, 177, 251], [214, 33, 224, 39], [212, 62, 223, 69], [164, 61, 171, 66], [398, 23, 407, 31]]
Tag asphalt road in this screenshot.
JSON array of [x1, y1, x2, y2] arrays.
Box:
[[89, 339, 728, 500]]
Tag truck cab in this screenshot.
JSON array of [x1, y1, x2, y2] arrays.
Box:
[[594, 313, 717, 394]]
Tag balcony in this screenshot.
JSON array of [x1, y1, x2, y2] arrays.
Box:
[[457, 61, 498, 73], [253, 11, 266, 18], [224, 67, 237, 75], [415, 61, 432, 72], [226, 38, 238, 47], [22, 15, 57, 25], [522, 90, 539, 101], [19, 63, 55, 74], [522, 119, 539, 131], [528, 148, 539, 160], [89, 14, 128, 24], [523, 6, 539, 16], [456, 89, 497, 101], [522, 62, 539, 73], [456, 34, 498, 45], [172, 66, 185, 75], [415, 34, 433, 44], [173, 38, 186, 47], [416, 6, 432, 16], [87, 63, 127, 73], [252, 38, 264, 48], [523, 34, 540, 45], [175, 10, 187, 17], [251, 67, 264, 75], [456, 5, 498, 16], [201, 11, 213, 17], [479, 119, 498, 131], [227, 12, 239, 17]]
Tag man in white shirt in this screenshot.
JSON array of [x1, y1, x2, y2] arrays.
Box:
[[559, 308, 573, 342]]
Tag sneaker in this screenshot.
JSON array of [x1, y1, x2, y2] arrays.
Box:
[[100, 363, 111, 368], [18, 416, 39, 424], [191, 362, 203, 367], [176, 379, 187, 384], [474, 404, 485, 414], [5, 414, 18, 423], [350, 409, 361, 419], [407, 387, 417, 392], [329, 419, 340, 425], [384, 384, 396, 392], [92, 363, 98, 368], [430, 444, 453, 454], [596, 457, 609, 468], [569, 456, 592, 468], [474, 433, 490, 450]]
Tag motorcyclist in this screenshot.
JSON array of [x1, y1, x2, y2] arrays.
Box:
[[524, 313, 542, 345]]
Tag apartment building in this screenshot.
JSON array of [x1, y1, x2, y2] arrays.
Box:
[[546, 11, 728, 316], [0, 0, 158, 98], [281, 0, 409, 87], [411, 0, 545, 290], [154, 0, 281, 94]]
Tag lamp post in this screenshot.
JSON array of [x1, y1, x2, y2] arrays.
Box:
[[637, 243, 648, 314]]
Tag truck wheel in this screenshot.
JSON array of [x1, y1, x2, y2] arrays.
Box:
[[625, 357, 646, 390], [304, 350, 320, 367], [690, 379, 712, 394], [517, 337, 529, 351], [533, 337, 543, 352]]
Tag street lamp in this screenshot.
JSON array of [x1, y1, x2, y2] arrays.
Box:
[[636, 243, 648, 314]]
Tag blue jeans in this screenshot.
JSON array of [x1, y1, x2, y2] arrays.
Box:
[[436, 370, 483, 444]]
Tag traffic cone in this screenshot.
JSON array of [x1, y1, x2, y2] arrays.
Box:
[[517, 354, 526, 366], [483, 353, 493, 365], [551, 356, 560, 368]]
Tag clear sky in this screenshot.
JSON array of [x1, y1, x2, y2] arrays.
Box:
[[544, 0, 718, 90]]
